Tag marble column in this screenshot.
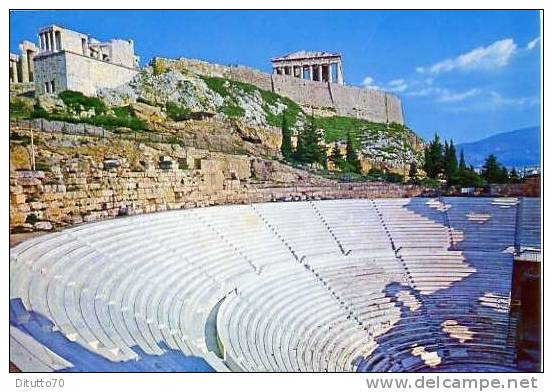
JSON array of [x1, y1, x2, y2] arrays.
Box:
[[11, 61, 19, 84], [317, 64, 322, 82], [51, 31, 56, 51], [337, 62, 344, 85], [20, 52, 29, 83], [328, 64, 333, 83], [309, 65, 314, 81]]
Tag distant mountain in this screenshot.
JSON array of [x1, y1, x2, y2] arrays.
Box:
[[457, 126, 541, 168]]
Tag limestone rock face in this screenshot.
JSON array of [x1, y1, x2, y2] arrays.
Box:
[[34, 221, 53, 231], [37, 94, 66, 113], [130, 102, 166, 125], [9, 127, 428, 232]]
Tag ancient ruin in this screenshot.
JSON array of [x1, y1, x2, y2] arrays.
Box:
[[10, 25, 402, 124], [11, 25, 139, 96], [271, 51, 344, 85], [9, 41, 39, 84]]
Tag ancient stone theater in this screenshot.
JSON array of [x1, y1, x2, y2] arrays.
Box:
[[9, 24, 541, 373]]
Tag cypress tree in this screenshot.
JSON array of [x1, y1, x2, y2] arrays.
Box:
[[444, 139, 459, 185], [459, 149, 467, 170], [481, 154, 507, 183], [423, 133, 444, 179], [280, 111, 293, 159], [296, 115, 326, 166], [345, 131, 361, 173]]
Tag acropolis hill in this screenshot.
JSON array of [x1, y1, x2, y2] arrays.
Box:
[[10, 25, 403, 124], [10, 24, 424, 233]]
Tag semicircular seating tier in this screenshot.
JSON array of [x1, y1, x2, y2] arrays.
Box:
[[10, 197, 540, 372]]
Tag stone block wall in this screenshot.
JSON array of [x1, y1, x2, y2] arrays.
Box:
[[272, 74, 334, 109], [34, 51, 139, 96], [33, 51, 69, 94], [166, 58, 404, 124], [9, 128, 429, 232], [65, 51, 139, 95]]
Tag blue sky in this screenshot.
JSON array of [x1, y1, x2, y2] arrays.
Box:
[[10, 10, 541, 143]]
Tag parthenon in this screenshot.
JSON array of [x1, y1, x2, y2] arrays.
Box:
[[271, 51, 344, 85]]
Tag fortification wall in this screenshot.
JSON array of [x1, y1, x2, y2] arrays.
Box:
[[272, 74, 334, 108], [386, 94, 404, 124], [34, 51, 139, 96], [167, 58, 404, 124], [227, 67, 273, 91]]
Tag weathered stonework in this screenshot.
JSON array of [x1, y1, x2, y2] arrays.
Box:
[[9, 127, 430, 232], [34, 50, 139, 96], [15, 24, 140, 96]]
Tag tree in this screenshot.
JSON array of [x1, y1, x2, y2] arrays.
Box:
[[456, 166, 486, 187], [280, 111, 293, 159], [345, 131, 361, 173], [329, 142, 344, 170], [423, 133, 444, 179], [459, 149, 467, 171], [444, 139, 459, 185], [408, 162, 418, 179], [295, 115, 326, 166], [481, 154, 509, 184]]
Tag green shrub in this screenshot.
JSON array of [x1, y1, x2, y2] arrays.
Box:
[[152, 58, 167, 76], [30, 102, 147, 132], [25, 213, 38, 225], [262, 93, 303, 128], [165, 102, 192, 121], [58, 90, 107, 115], [34, 161, 51, 171], [221, 104, 245, 118], [89, 113, 146, 131], [202, 76, 231, 97], [10, 98, 34, 119]]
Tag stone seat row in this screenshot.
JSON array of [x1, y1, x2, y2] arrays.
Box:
[[11, 198, 534, 372]]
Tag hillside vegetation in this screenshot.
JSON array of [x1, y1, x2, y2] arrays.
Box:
[[10, 59, 424, 174]]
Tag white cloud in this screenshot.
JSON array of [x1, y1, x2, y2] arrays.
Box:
[[388, 79, 405, 87], [417, 38, 518, 74], [406, 86, 481, 103], [405, 86, 443, 97], [489, 91, 539, 107], [445, 91, 539, 112], [437, 88, 481, 102], [387, 79, 408, 92], [361, 76, 381, 90], [526, 37, 540, 50]]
